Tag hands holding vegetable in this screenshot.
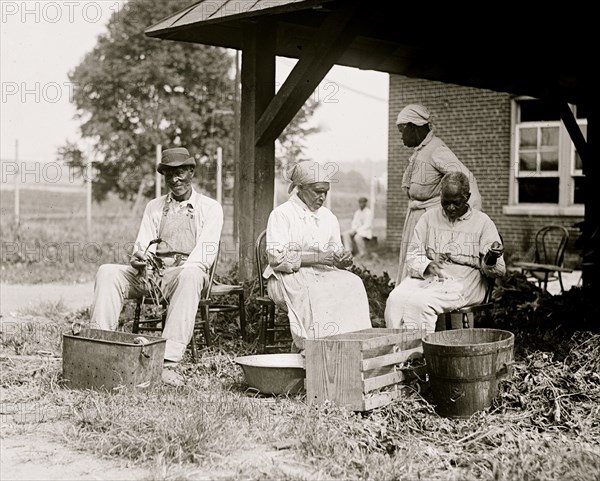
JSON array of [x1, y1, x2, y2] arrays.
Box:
[[483, 241, 504, 266], [130, 251, 148, 273]]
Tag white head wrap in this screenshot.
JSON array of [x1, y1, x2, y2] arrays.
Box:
[[286, 160, 332, 194], [396, 104, 431, 126]]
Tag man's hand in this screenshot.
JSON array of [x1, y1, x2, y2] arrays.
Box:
[[423, 261, 447, 279], [130, 251, 148, 273], [484, 241, 504, 266]]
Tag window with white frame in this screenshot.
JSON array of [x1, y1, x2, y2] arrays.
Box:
[[509, 98, 586, 214]]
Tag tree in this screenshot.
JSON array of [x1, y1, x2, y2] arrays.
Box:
[[60, 0, 321, 202], [59, 0, 236, 201]]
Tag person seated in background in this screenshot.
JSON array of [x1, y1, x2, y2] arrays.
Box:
[[385, 171, 505, 334], [90, 147, 223, 384], [342, 196, 374, 259], [264, 160, 373, 351]]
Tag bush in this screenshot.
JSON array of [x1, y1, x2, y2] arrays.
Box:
[[479, 270, 599, 358]]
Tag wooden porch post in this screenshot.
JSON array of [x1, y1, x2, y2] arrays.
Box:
[[238, 22, 276, 281], [582, 109, 597, 288], [560, 102, 597, 288]]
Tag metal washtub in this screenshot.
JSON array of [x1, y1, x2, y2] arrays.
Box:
[[62, 323, 166, 391]]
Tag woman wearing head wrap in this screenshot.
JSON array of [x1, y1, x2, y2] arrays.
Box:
[[263, 160, 372, 350], [395, 104, 482, 284]]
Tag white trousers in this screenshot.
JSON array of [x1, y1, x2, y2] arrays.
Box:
[[90, 264, 207, 362], [384, 277, 465, 334], [341, 231, 368, 256]]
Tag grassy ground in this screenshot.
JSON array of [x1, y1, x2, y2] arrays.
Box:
[[1, 289, 599, 480]]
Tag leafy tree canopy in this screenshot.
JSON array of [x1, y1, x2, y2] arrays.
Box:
[[60, 0, 320, 201]]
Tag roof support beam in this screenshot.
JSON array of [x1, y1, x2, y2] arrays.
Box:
[[254, 1, 360, 146], [569, 106, 597, 289], [558, 102, 589, 169], [238, 21, 276, 281]]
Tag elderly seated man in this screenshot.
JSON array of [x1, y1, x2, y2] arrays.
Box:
[[385, 171, 505, 333], [264, 160, 373, 350], [90, 147, 223, 384]]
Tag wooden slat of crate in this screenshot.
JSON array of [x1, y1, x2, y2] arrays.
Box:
[[360, 329, 423, 351], [305, 338, 364, 410], [362, 364, 427, 393], [362, 386, 414, 411], [361, 346, 423, 371]]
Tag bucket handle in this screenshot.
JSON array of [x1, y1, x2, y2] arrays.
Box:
[[71, 322, 83, 336], [140, 346, 151, 359], [497, 361, 515, 377]]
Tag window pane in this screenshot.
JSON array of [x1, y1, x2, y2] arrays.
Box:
[[540, 151, 559, 171], [541, 127, 558, 147], [520, 99, 561, 121], [519, 152, 537, 171], [519, 128, 537, 148], [518, 178, 559, 203], [575, 151, 583, 170], [574, 178, 585, 204], [574, 125, 586, 170]]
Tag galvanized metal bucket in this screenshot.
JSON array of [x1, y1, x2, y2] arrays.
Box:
[[62, 323, 166, 391]]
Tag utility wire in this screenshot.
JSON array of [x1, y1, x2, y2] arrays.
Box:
[[276, 57, 388, 103]]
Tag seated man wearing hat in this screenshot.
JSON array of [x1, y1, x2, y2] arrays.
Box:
[[90, 147, 223, 383], [263, 160, 372, 350]]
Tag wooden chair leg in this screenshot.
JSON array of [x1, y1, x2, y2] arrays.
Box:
[[258, 306, 268, 354], [190, 326, 198, 363], [238, 291, 246, 341], [267, 305, 276, 346], [202, 305, 211, 347], [462, 312, 470, 329], [132, 299, 142, 333], [558, 272, 565, 293], [445, 312, 452, 330]]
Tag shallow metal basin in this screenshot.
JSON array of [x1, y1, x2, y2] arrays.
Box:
[[234, 353, 306, 395]]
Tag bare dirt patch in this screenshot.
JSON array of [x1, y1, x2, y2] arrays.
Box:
[[1, 428, 152, 481]]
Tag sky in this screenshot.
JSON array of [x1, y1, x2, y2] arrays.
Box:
[[0, 1, 389, 165]]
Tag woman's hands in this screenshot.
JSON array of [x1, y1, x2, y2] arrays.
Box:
[[295, 248, 353, 270], [333, 249, 353, 269]]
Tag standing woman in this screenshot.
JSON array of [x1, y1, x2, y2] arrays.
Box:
[[395, 104, 482, 283]]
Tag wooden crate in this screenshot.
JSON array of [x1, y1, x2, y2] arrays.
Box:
[[305, 328, 425, 411]]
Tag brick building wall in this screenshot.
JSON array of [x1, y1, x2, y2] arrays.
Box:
[[387, 75, 583, 268]]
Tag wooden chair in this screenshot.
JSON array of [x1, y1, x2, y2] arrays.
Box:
[[202, 245, 246, 342], [436, 275, 497, 331], [514, 225, 571, 293], [254, 229, 292, 353], [131, 249, 218, 362]]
